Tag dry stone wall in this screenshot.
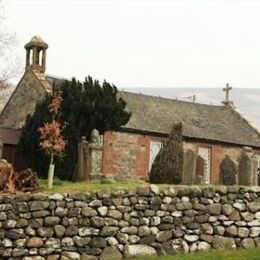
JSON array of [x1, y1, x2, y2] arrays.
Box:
[[0, 185, 259, 259]]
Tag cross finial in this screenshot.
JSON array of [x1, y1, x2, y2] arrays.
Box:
[[222, 83, 234, 107]]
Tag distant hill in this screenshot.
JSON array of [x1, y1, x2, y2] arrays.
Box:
[[1, 86, 259, 131], [122, 88, 260, 131]]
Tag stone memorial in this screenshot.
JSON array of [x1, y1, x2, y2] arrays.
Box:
[[182, 149, 196, 184], [76, 136, 90, 181], [90, 128, 101, 145], [238, 147, 258, 186], [76, 130, 103, 182], [219, 155, 237, 185], [195, 155, 205, 184]]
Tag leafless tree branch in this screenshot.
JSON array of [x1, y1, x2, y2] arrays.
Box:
[[0, 0, 21, 88]]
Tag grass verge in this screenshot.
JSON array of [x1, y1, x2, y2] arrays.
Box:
[[38, 178, 148, 193], [134, 247, 260, 260]]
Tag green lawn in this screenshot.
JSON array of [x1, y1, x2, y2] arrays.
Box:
[[37, 178, 242, 193], [136, 248, 260, 260], [38, 178, 148, 193]]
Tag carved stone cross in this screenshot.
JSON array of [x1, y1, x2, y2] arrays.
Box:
[[222, 83, 233, 106]]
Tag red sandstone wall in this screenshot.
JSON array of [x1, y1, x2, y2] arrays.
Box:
[[102, 131, 165, 180], [103, 130, 259, 184], [184, 141, 241, 184]]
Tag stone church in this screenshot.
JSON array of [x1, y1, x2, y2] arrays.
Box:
[[1, 36, 260, 185]]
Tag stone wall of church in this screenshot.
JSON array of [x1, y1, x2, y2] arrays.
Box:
[[183, 142, 260, 185], [0, 186, 259, 259], [183, 141, 242, 185], [211, 144, 242, 184], [102, 130, 259, 184], [0, 70, 48, 130], [103, 131, 151, 181]]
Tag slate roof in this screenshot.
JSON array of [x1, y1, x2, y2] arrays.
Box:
[[45, 76, 260, 148], [119, 91, 260, 148]]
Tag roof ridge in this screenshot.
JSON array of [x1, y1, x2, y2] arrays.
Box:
[[227, 106, 260, 137], [46, 74, 67, 81], [119, 90, 224, 108]]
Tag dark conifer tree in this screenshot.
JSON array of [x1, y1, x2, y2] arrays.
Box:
[[149, 122, 184, 184], [19, 76, 131, 180]]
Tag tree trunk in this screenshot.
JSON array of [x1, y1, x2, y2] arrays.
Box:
[[47, 153, 55, 189]]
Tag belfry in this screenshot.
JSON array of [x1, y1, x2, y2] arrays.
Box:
[[24, 36, 48, 73]]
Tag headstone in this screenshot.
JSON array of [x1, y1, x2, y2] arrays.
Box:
[[74, 134, 104, 182], [0, 137, 2, 159], [89, 143, 103, 179], [238, 148, 258, 186], [76, 136, 90, 181], [255, 155, 260, 186], [182, 150, 196, 184], [219, 155, 237, 185], [251, 155, 258, 186], [90, 129, 100, 145], [195, 156, 205, 184]]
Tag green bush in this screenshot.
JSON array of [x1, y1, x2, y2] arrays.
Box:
[[149, 122, 184, 184]]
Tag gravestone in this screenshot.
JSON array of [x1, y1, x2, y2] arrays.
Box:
[[89, 142, 103, 179], [90, 129, 101, 144], [238, 147, 258, 186], [0, 135, 2, 159], [195, 155, 205, 184], [182, 150, 196, 184], [219, 155, 237, 185], [76, 136, 90, 181], [75, 132, 103, 182], [255, 155, 260, 186], [89, 129, 103, 179]]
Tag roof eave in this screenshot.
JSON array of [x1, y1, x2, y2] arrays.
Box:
[[119, 127, 260, 149]]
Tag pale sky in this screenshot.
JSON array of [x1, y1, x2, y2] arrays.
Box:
[[4, 0, 260, 88]]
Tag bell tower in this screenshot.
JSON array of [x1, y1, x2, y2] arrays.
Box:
[[24, 36, 48, 73]]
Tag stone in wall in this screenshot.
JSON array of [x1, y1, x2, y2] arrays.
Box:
[[0, 186, 259, 259], [219, 155, 237, 185]]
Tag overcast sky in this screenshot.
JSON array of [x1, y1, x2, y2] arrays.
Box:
[[4, 0, 260, 88]]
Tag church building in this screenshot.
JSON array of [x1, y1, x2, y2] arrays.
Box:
[[1, 36, 260, 185]]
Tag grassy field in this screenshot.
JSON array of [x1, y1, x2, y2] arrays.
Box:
[[135, 248, 260, 260], [38, 178, 148, 193]]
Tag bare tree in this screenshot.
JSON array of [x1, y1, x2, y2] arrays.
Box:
[[0, 0, 21, 89]]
